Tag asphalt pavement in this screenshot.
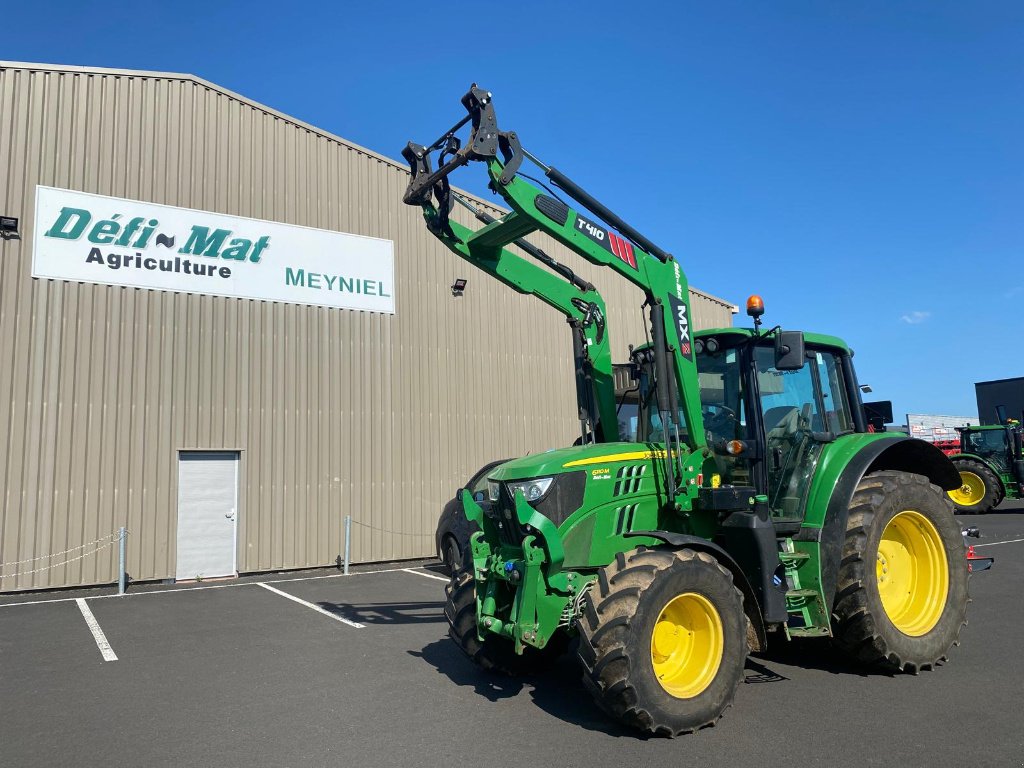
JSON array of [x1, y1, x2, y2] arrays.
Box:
[[1, 507, 1022, 768]]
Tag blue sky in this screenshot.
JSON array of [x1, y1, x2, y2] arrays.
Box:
[[6, 1, 1022, 421]]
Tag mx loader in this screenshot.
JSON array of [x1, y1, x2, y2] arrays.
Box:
[[402, 86, 970, 736]]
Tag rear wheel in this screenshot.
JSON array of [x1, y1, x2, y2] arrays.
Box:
[[947, 460, 1000, 514], [578, 547, 747, 737], [833, 471, 968, 672], [444, 571, 566, 675]]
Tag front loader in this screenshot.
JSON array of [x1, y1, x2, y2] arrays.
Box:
[[403, 86, 970, 736]]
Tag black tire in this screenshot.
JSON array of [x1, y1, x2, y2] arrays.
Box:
[[578, 547, 747, 737], [440, 535, 461, 576], [833, 470, 969, 673], [444, 571, 567, 675], [948, 459, 1001, 514]]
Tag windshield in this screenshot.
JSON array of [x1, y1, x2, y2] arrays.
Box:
[[635, 366, 688, 444], [965, 429, 1007, 459], [697, 348, 746, 443]]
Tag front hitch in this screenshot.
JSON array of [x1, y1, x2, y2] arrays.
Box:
[[460, 489, 568, 651]]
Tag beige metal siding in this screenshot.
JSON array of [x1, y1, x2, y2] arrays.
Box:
[[0, 62, 735, 591]]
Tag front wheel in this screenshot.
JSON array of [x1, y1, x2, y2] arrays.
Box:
[[444, 571, 566, 675], [833, 470, 969, 673], [578, 547, 747, 737], [947, 460, 1001, 514]]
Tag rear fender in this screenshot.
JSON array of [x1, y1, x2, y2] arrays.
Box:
[[802, 437, 960, 607], [948, 452, 1006, 480]]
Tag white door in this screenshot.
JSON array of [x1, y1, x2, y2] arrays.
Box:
[[176, 452, 239, 581]]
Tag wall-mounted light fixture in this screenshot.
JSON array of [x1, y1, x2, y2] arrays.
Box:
[[0, 216, 18, 233], [451, 278, 467, 297]]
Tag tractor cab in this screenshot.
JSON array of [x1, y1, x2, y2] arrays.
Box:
[[629, 297, 867, 531], [957, 424, 1021, 476]]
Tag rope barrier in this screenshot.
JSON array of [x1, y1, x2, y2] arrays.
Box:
[[348, 519, 433, 538], [0, 530, 125, 579], [0, 532, 121, 566]]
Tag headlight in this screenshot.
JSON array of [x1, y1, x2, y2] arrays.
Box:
[[488, 480, 501, 502], [507, 477, 553, 503]]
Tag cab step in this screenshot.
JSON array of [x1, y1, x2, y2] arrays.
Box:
[[778, 537, 831, 640]]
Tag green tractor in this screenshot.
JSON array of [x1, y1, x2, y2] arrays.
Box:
[[947, 408, 1024, 513], [403, 87, 970, 736]]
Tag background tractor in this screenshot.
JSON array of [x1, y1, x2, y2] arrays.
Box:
[[947, 407, 1024, 513], [404, 86, 970, 736]]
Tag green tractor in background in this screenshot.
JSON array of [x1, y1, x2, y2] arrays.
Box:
[[948, 406, 1024, 513], [403, 87, 970, 736]]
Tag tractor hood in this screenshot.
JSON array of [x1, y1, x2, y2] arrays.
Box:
[[486, 442, 664, 481]]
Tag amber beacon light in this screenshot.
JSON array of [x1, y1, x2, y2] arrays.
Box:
[[745, 294, 765, 319]]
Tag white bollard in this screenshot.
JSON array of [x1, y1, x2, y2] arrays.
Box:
[[343, 515, 351, 575], [117, 527, 126, 596]]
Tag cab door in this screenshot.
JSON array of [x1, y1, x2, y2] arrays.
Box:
[[752, 346, 856, 526]]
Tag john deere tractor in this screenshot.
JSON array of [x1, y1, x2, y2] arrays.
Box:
[[403, 86, 969, 736], [947, 408, 1024, 513]]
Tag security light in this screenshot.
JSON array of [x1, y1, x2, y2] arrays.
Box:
[[451, 278, 467, 297], [0, 216, 17, 233], [860, 384, 873, 393]]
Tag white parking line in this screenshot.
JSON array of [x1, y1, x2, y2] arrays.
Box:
[[401, 568, 449, 583], [972, 536, 1024, 548], [75, 598, 118, 661], [256, 582, 365, 628]]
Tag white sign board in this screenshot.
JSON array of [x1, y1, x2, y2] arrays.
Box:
[[905, 413, 978, 442], [32, 186, 394, 314]]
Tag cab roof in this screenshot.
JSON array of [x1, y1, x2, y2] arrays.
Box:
[[696, 327, 851, 353]]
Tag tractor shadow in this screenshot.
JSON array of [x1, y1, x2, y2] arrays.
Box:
[[316, 600, 447, 625], [409, 637, 848, 736], [752, 638, 889, 678]]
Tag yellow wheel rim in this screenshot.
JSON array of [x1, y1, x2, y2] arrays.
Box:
[[650, 592, 724, 698], [876, 511, 949, 636], [948, 471, 985, 506]]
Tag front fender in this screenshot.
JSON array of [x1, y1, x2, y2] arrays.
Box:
[[624, 531, 768, 652]]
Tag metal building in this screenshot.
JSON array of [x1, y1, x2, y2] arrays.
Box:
[[975, 377, 1024, 425], [0, 61, 737, 592]]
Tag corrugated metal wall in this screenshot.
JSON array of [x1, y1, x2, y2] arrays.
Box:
[[0, 62, 736, 591]]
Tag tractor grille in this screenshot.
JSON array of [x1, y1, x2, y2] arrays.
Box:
[[485, 495, 529, 547], [485, 471, 587, 546]]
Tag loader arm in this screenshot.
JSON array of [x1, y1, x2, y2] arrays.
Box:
[[417, 195, 619, 443], [403, 85, 707, 503]]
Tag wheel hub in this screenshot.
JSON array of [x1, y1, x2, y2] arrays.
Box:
[[650, 592, 724, 699], [876, 510, 949, 636], [948, 471, 985, 506]]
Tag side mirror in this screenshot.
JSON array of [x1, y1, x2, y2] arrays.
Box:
[[774, 331, 805, 371], [996, 404, 1008, 424], [863, 400, 893, 431]]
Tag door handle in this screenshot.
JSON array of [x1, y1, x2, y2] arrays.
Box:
[[225, 509, 236, 520]]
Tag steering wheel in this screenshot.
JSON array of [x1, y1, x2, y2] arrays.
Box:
[[702, 404, 737, 439]]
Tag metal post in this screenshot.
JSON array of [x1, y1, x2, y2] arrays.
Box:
[[343, 515, 351, 576], [117, 527, 126, 596]]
